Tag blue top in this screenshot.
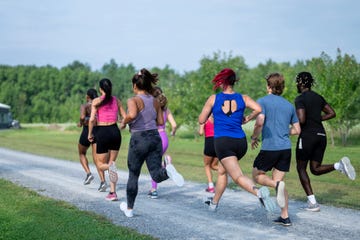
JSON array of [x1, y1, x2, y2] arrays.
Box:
[[213, 92, 246, 139], [129, 94, 158, 133], [258, 94, 298, 150]]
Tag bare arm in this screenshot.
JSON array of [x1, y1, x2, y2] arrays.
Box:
[[88, 98, 99, 142], [199, 95, 215, 124], [250, 113, 264, 149], [290, 122, 301, 135], [154, 99, 164, 126], [322, 104, 336, 121], [78, 104, 86, 127], [198, 122, 205, 136], [166, 109, 177, 136], [122, 97, 138, 125], [242, 95, 262, 124], [117, 98, 127, 120], [296, 108, 306, 124]]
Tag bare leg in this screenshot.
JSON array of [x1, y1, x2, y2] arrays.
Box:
[[91, 143, 105, 182], [296, 159, 313, 196], [78, 143, 91, 174]]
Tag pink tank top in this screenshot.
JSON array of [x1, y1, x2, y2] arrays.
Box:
[[204, 120, 214, 137], [97, 96, 118, 122]]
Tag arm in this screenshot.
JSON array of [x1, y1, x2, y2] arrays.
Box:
[[242, 95, 262, 124], [250, 113, 264, 149], [198, 122, 205, 136], [322, 104, 336, 121], [117, 98, 127, 120], [78, 104, 86, 127], [154, 99, 164, 126], [296, 108, 306, 124], [166, 109, 177, 136], [122, 97, 138, 125], [290, 122, 301, 135], [199, 95, 215, 124], [88, 98, 99, 142]]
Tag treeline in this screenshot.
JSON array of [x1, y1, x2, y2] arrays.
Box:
[[0, 49, 359, 144]]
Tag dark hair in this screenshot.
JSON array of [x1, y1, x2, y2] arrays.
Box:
[[265, 72, 285, 95], [98, 78, 112, 106], [296, 72, 314, 89], [152, 86, 168, 110], [212, 68, 237, 90], [132, 68, 158, 93], [86, 88, 98, 100]]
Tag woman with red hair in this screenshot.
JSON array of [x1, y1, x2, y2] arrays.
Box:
[[199, 68, 275, 212]]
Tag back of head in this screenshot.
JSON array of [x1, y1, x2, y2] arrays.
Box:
[[99, 78, 112, 105], [212, 68, 237, 90], [296, 72, 314, 89], [132, 68, 159, 93], [87, 88, 98, 100], [266, 72, 285, 95]]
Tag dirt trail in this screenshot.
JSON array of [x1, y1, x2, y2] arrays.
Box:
[[0, 147, 359, 240]]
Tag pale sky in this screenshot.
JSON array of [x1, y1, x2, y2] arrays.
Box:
[[0, 0, 359, 73]]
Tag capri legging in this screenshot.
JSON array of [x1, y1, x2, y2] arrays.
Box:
[[151, 130, 169, 189], [214, 137, 247, 161]]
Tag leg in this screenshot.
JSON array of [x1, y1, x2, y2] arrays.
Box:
[[212, 161, 228, 204], [272, 169, 288, 219], [91, 143, 105, 183], [204, 155, 214, 184], [309, 161, 335, 176], [78, 143, 91, 174], [296, 159, 313, 196]]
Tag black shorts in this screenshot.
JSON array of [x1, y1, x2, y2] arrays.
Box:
[[79, 126, 90, 147], [253, 149, 291, 172], [296, 132, 326, 163], [95, 124, 121, 154], [214, 137, 247, 161], [204, 137, 217, 157]]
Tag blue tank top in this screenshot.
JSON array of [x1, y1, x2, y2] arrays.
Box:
[[129, 94, 157, 133], [213, 92, 246, 139]]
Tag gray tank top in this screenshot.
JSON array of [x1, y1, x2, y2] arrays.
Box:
[[129, 94, 157, 133]]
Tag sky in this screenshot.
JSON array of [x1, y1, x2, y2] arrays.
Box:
[[0, 0, 359, 73]]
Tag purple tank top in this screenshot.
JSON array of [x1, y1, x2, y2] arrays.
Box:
[[129, 94, 157, 133]]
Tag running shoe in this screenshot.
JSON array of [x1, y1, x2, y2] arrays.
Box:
[[109, 162, 118, 183], [83, 173, 94, 185], [148, 190, 158, 199], [204, 197, 218, 211], [98, 181, 107, 192], [105, 192, 118, 201], [205, 187, 215, 193], [258, 186, 276, 212], [166, 163, 184, 187], [273, 216, 292, 226], [339, 157, 356, 180], [304, 201, 320, 212], [275, 181, 286, 208], [120, 202, 134, 218]]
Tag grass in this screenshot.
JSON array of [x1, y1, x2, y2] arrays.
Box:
[[0, 179, 156, 240], [0, 124, 359, 239]]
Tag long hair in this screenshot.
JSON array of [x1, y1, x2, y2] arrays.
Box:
[[98, 78, 112, 106], [132, 68, 159, 93], [212, 68, 237, 90]]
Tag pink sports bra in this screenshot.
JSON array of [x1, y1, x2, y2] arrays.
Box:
[[97, 96, 118, 122]]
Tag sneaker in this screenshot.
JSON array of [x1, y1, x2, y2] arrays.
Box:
[[148, 190, 158, 199], [98, 181, 107, 192], [304, 201, 320, 212], [258, 186, 276, 212], [273, 216, 292, 226], [105, 192, 118, 201], [204, 197, 218, 211], [109, 162, 118, 183], [275, 181, 286, 208], [339, 157, 356, 180], [120, 202, 134, 218], [205, 187, 215, 193], [166, 163, 184, 187], [83, 173, 94, 185]]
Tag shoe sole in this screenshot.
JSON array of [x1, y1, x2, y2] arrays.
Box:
[[259, 187, 276, 212], [273, 221, 292, 226], [105, 198, 118, 201], [166, 164, 184, 187], [305, 206, 320, 212], [276, 181, 286, 208], [120, 202, 134, 218], [341, 157, 356, 180]]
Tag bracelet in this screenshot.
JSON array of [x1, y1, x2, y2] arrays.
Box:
[[251, 135, 258, 141]]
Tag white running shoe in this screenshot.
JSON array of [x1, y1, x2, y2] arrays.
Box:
[[339, 157, 356, 180], [166, 164, 184, 187], [120, 202, 133, 218], [276, 181, 286, 208], [258, 186, 276, 212], [109, 162, 118, 183], [304, 201, 320, 212]]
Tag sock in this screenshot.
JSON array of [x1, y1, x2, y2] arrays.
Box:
[[208, 182, 214, 188], [334, 162, 340, 170], [307, 195, 317, 204]]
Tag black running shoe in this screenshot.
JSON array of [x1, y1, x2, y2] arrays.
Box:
[[273, 216, 292, 226]]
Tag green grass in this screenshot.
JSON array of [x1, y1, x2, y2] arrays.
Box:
[[0, 179, 156, 240]]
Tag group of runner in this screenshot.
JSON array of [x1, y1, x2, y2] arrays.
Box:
[[77, 68, 356, 224]]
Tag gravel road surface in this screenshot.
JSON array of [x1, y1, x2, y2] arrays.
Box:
[[0, 147, 359, 240]]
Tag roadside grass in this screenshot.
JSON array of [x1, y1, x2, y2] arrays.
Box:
[[0, 124, 359, 210], [0, 179, 156, 240]]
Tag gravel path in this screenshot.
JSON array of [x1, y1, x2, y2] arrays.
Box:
[[0, 147, 359, 240]]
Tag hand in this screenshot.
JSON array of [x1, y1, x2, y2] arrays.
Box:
[[250, 136, 259, 149], [88, 134, 94, 143]]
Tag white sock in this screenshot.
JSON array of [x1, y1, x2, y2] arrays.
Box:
[[208, 182, 214, 188], [334, 162, 340, 170], [307, 195, 317, 204]]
